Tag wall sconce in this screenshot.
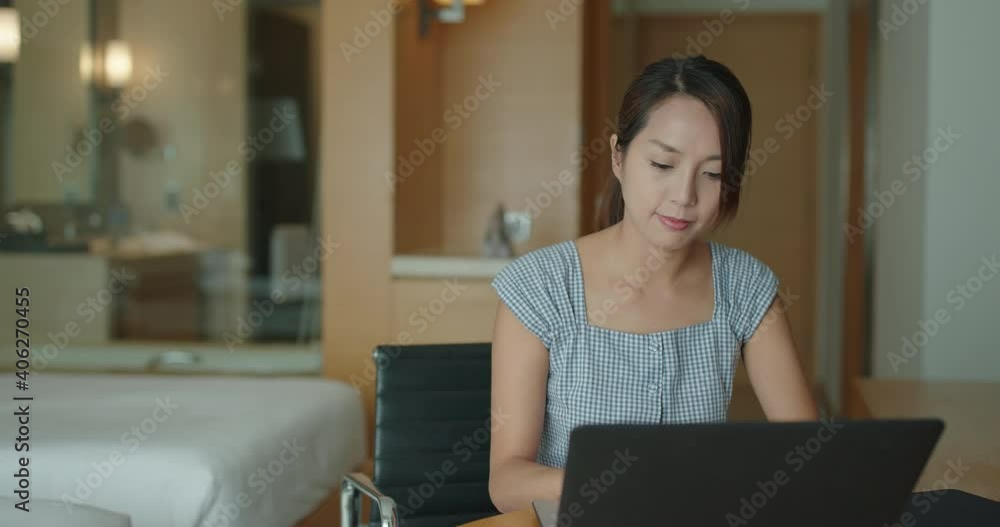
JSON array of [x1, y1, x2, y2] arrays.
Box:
[[79, 42, 94, 84], [81, 39, 133, 89], [420, 0, 485, 38], [103, 40, 132, 88], [0, 7, 20, 63]]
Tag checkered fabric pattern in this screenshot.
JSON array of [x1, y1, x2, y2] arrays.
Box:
[[491, 240, 778, 468]]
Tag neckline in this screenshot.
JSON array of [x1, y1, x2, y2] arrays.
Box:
[[566, 239, 720, 337]]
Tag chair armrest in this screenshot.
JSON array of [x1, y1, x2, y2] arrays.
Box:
[[341, 472, 398, 527]]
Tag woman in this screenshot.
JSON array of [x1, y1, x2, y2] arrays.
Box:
[[488, 55, 819, 513]]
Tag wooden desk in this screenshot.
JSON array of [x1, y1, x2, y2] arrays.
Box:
[[461, 380, 1000, 526], [462, 509, 539, 527], [851, 379, 1000, 501]]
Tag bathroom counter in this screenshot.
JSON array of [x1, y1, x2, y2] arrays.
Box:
[[391, 254, 512, 280]]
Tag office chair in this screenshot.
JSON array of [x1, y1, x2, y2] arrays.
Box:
[[341, 343, 500, 527]]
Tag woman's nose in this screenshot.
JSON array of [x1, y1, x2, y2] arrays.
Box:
[[668, 174, 697, 207]]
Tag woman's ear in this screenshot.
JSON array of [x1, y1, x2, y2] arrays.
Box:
[[610, 134, 624, 182]]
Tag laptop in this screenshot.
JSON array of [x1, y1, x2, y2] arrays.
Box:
[[533, 419, 943, 527]]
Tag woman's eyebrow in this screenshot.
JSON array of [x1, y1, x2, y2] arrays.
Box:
[[649, 139, 721, 161]]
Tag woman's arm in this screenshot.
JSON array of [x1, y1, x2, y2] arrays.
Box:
[[489, 301, 564, 513], [743, 296, 820, 421]]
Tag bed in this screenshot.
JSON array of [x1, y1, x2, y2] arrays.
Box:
[[0, 373, 366, 527]]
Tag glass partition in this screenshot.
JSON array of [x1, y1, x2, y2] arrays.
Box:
[[0, 0, 323, 372]]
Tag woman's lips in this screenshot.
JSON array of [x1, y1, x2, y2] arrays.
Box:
[[657, 214, 692, 231]]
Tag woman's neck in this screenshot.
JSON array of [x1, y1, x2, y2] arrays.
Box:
[[604, 220, 701, 289]]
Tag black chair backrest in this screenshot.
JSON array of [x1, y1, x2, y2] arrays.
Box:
[[370, 343, 499, 526]]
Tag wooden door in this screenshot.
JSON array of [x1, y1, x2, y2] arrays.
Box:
[[631, 15, 822, 409]]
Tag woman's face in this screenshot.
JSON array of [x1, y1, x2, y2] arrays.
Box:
[[612, 95, 723, 250]]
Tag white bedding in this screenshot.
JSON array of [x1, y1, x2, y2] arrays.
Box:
[[0, 373, 366, 527]]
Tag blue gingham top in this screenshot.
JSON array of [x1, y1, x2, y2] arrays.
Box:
[[491, 240, 778, 468]]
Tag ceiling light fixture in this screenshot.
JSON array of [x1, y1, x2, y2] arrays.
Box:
[[420, 0, 485, 38]]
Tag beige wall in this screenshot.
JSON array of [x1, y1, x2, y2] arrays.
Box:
[[10, 0, 93, 203], [440, 1, 581, 254], [321, 0, 395, 455], [872, 0, 1000, 381], [920, 0, 1000, 380], [871, 0, 928, 379], [118, 0, 246, 251], [391, 1, 582, 256]]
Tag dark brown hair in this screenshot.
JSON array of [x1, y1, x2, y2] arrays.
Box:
[[598, 55, 752, 230]]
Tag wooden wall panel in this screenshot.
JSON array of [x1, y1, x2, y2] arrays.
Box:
[[320, 0, 395, 456], [390, 279, 497, 345], [394, 2, 444, 254]]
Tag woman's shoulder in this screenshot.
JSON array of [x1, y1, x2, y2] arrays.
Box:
[[709, 241, 779, 341], [491, 241, 578, 347], [494, 240, 577, 285], [710, 240, 774, 278]]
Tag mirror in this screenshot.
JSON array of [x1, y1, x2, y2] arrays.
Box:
[[123, 117, 159, 159], [0, 0, 324, 348], [5, 0, 96, 205]]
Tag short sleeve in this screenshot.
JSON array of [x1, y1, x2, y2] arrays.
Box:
[[491, 255, 555, 348], [728, 250, 780, 343]]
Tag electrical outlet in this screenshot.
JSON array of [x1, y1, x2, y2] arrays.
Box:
[[504, 211, 532, 244]]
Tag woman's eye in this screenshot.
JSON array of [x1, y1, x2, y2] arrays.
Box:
[[650, 161, 672, 171], [704, 171, 722, 179]]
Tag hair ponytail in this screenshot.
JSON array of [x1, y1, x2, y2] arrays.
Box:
[[597, 175, 625, 230]]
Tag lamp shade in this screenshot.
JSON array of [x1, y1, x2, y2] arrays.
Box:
[[80, 42, 94, 83], [0, 8, 20, 63], [103, 40, 132, 88]]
